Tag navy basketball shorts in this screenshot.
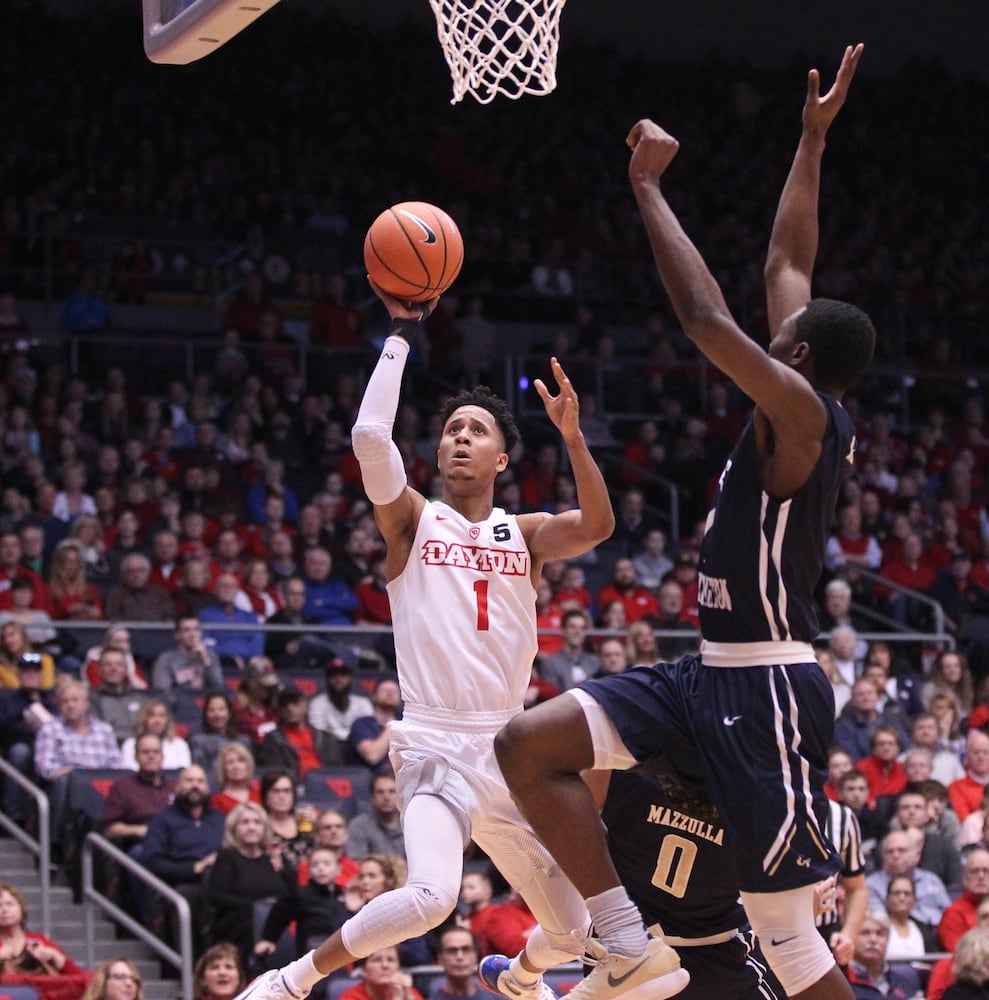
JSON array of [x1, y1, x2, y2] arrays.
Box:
[[580, 654, 841, 892], [675, 931, 785, 1000]]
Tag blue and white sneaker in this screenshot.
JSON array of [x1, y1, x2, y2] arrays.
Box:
[[232, 969, 308, 1000], [479, 955, 558, 1000]]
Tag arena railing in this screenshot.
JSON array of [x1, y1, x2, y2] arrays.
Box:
[[50, 617, 953, 669], [0, 756, 52, 936], [829, 565, 947, 640], [82, 832, 194, 1000]]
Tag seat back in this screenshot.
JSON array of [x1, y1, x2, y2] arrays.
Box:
[[253, 897, 296, 968], [352, 670, 395, 698], [171, 688, 208, 735], [67, 767, 133, 825], [326, 977, 362, 1000], [0, 986, 43, 1000], [542, 970, 581, 996], [302, 766, 373, 818], [279, 670, 324, 698]]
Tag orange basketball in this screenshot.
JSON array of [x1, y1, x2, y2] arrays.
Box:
[[363, 201, 464, 302]]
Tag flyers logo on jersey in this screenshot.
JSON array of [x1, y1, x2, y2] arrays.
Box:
[[421, 540, 529, 575]]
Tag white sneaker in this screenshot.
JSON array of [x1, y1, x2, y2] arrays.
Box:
[[233, 969, 309, 1000], [567, 938, 689, 1000], [478, 954, 559, 1000]]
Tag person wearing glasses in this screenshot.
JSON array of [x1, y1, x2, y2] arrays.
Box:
[[81, 958, 145, 1000], [259, 770, 316, 872], [938, 849, 989, 953], [429, 928, 499, 1000]]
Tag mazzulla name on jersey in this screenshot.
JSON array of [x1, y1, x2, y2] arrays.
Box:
[[647, 802, 725, 846]]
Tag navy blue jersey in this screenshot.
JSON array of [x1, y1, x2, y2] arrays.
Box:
[[601, 768, 744, 939], [698, 394, 854, 644], [599, 769, 785, 1000]]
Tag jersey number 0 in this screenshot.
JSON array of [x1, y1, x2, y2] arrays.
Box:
[[650, 835, 698, 898]]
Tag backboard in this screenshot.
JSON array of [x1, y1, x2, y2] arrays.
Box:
[[143, 0, 282, 64]]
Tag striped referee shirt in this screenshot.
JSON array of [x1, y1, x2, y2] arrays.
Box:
[[817, 799, 866, 930]]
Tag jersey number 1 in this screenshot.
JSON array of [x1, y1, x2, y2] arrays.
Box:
[[473, 580, 489, 631]]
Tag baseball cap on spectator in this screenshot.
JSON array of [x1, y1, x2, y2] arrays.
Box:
[[276, 685, 306, 708], [17, 652, 43, 673], [244, 657, 280, 687], [323, 646, 358, 674]]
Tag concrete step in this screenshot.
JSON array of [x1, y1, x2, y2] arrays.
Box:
[[17, 885, 74, 907], [133, 959, 167, 979], [0, 854, 39, 885], [0, 838, 35, 854], [3, 846, 188, 995], [144, 982, 181, 1000], [59, 931, 156, 953], [62, 940, 157, 963], [49, 917, 116, 936]]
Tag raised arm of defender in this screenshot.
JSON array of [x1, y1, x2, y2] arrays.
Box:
[[627, 119, 819, 432], [765, 43, 864, 336]]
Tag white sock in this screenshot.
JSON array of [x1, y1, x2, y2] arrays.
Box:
[[508, 955, 540, 987], [586, 886, 648, 958], [283, 953, 324, 994]]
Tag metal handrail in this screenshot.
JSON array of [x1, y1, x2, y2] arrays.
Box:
[[45, 617, 953, 652], [831, 564, 948, 639], [82, 832, 194, 1000], [0, 756, 51, 936]]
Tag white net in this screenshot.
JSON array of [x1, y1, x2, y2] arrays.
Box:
[[429, 0, 567, 105]]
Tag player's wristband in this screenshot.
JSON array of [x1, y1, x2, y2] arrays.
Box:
[[389, 317, 421, 344]]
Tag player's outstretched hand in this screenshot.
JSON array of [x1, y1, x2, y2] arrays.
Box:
[[626, 119, 680, 187], [803, 43, 864, 134], [367, 275, 440, 324], [535, 357, 581, 440]]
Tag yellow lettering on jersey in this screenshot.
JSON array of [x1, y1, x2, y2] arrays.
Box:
[[647, 802, 725, 845], [697, 573, 732, 611]]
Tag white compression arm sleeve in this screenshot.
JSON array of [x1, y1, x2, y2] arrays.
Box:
[[351, 335, 411, 506]]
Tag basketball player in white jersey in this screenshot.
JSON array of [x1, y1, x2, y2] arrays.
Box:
[[235, 281, 685, 1000]]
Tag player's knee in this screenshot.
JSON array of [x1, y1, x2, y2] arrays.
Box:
[[406, 878, 458, 934], [741, 886, 835, 996], [497, 698, 593, 788], [494, 715, 529, 777]]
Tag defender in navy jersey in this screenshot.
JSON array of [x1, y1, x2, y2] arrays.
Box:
[[587, 768, 785, 1000], [495, 46, 874, 1000]]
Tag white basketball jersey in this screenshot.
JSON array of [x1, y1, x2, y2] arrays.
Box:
[[388, 500, 537, 713]]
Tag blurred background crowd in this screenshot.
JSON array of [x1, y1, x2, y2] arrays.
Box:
[[2, 3, 989, 1000]]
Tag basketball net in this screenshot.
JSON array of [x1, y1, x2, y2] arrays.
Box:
[[429, 0, 567, 105]]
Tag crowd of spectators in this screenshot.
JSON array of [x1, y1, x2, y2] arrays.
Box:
[[1, 6, 989, 997]]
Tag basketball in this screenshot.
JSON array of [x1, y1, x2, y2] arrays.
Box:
[[363, 201, 464, 302]]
